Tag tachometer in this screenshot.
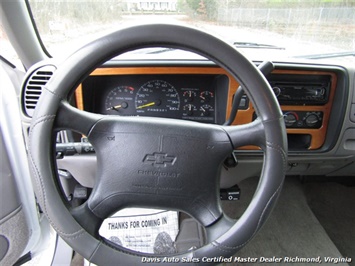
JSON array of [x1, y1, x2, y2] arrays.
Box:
[[135, 80, 180, 115], [104, 86, 135, 115]]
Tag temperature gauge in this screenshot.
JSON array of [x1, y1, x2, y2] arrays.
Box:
[[200, 91, 214, 103]]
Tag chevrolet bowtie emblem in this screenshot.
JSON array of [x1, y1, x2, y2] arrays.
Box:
[[143, 152, 176, 167]]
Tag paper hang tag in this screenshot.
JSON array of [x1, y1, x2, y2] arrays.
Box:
[[99, 208, 179, 254]]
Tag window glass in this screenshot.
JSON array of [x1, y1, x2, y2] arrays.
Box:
[[29, 0, 355, 62]]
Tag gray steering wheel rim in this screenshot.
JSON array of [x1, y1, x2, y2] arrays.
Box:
[[29, 24, 287, 265]]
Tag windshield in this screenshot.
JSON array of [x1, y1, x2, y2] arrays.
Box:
[[29, 0, 355, 62]]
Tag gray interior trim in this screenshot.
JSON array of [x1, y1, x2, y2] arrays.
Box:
[[51, 236, 74, 266], [0, 206, 29, 266], [0, 64, 41, 256], [0, 130, 21, 220], [0, 60, 25, 96], [57, 154, 97, 188], [0, 235, 9, 262]]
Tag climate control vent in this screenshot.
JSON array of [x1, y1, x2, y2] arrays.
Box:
[[23, 65, 56, 117]]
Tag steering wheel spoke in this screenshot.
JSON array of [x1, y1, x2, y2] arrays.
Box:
[[223, 119, 265, 149], [205, 215, 236, 243], [70, 202, 103, 238], [55, 101, 103, 135]]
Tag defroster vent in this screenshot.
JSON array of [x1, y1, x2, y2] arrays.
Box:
[[23, 65, 56, 117]]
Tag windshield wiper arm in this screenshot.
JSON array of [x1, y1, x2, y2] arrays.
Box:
[[294, 51, 355, 60], [233, 42, 285, 50]]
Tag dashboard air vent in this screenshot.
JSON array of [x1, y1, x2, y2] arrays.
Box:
[[23, 65, 56, 117]]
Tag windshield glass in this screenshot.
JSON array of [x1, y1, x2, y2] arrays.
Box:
[[29, 0, 354, 62]]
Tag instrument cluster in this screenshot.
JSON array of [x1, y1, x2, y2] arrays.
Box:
[[82, 74, 228, 124]]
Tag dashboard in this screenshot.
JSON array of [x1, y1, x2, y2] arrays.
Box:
[[74, 64, 346, 152], [21, 59, 354, 182]]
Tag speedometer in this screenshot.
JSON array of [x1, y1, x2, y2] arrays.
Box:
[[135, 80, 180, 115]]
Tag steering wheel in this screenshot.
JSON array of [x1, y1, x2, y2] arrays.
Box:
[[29, 24, 287, 265]]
